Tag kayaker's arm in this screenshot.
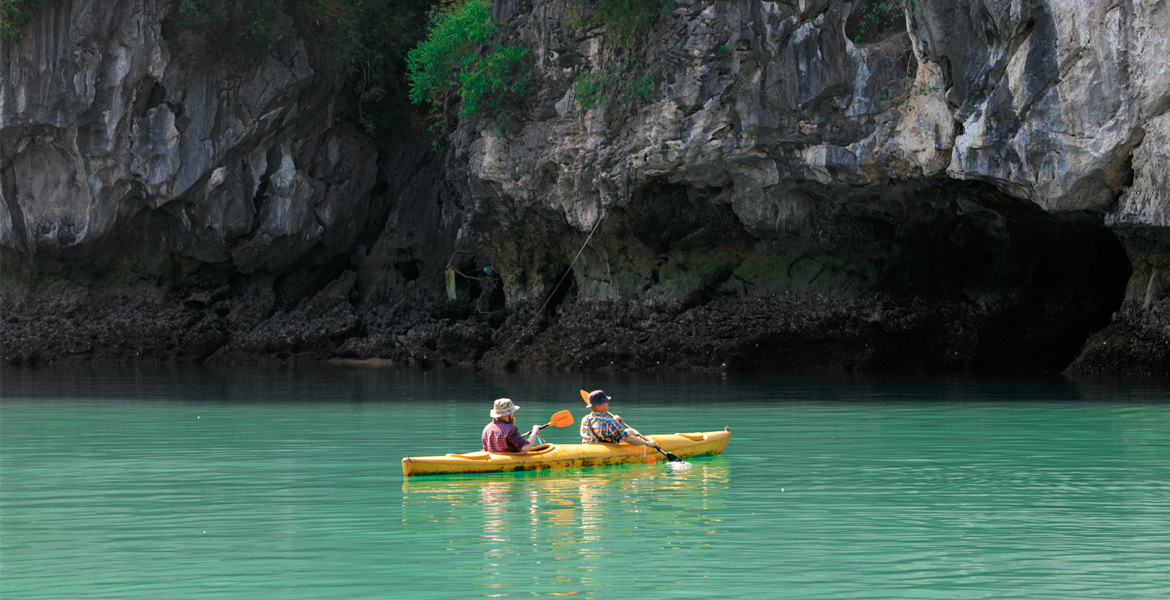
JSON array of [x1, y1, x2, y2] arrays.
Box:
[[621, 428, 659, 448], [611, 414, 657, 446], [520, 424, 545, 452]]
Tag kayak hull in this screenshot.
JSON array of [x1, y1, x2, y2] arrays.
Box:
[[402, 429, 730, 477]]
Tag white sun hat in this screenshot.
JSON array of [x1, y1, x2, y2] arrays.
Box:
[[490, 398, 519, 418]]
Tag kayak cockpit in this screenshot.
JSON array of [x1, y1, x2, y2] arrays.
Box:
[[443, 444, 558, 460]]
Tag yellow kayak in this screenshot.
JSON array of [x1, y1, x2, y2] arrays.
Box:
[[402, 428, 730, 477]]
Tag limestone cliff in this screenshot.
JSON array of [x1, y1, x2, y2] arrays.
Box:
[[443, 0, 1169, 373], [0, 0, 441, 364], [2, 0, 1167, 374]]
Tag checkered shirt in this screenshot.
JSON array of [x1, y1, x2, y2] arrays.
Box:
[[482, 419, 527, 452], [580, 411, 626, 443]]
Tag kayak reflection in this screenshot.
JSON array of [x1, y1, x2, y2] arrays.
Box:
[[401, 459, 731, 532], [400, 460, 731, 593]]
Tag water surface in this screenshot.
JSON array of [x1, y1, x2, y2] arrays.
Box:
[[3, 368, 1168, 598]]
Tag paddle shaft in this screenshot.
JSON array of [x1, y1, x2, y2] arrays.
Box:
[[627, 428, 683, 462]]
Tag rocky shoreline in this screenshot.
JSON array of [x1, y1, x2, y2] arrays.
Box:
[[4, 272, 1165, 376]]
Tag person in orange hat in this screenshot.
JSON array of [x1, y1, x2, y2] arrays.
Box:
[[579, 390, 659, 448]]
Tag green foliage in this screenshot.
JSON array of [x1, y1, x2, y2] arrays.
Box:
[[954, 101, 975, 122], [572, 69, 614, 111], [568, 0, 668, 114], [901, 82, 937, 112], [883, 81, 937, 112], [406, 0, 498, 107], [1, 0, 44, 50], [587, 0, 670, 49], [854, 0, 911, 43], [573, 61, 655, 111], [405, 0, 532, 136]]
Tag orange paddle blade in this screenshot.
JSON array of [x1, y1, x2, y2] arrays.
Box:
[[579, 389, 589, 404], [548, 409, 573, 426]]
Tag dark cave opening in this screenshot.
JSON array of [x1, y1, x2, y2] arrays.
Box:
[[544, 266, 577, 315], [394, 259, 420, 281], [968, 220, 1132, 373], [626, 181, 740, 254], [876, 197, 1133, 374], [271, 261, 353, 312]]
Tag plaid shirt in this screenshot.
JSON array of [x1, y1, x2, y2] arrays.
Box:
[[482, 420, 527, 452], [580, 411, 626, 443]]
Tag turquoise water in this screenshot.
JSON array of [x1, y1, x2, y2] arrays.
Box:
[[2, 368, 1169, 599]]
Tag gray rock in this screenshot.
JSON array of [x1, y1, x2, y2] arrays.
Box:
[[1, 0, 376, 275], [1109, 111, 1170, 228], [443, 0, 1167, 372]]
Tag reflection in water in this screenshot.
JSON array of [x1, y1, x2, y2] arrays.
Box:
[[402, 461, 730, 595]]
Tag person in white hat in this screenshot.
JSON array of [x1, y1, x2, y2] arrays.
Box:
[[482, 398, 544, 453]]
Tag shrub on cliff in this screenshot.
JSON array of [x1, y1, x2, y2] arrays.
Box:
[[569, 0, 668, 113], [405, 0, 531, 137], [582, 0, 669, 49], [1, 0, 43, 50], [851, 0, 909, 43]]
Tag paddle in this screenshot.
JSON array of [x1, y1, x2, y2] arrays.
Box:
[[630, 429, 683, 462], [537, 409, 575, 431], [525, 410, 574, 448], [578, 390, 683, 462]]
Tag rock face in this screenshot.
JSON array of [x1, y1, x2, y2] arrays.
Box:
[[443, 0, 1169, 374], [1, 0, 385, 365], [1, 0, 376, 287], [3, 0, 1168, 374]]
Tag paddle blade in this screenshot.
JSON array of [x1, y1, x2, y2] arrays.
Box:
[[579, 389, 589, 404], [548, 410, 573, 427]]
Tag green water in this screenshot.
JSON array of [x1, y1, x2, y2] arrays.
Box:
[[2, 368, 1168, 599]]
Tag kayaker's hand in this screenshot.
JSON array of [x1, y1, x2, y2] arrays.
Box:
[[532, 424, 544, 433], [647, 440, 659, 448]]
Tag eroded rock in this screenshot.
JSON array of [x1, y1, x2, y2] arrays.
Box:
[[1, 0, 376, 278]]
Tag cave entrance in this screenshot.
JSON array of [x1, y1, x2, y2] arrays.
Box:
[[968, 219, 1132, 373], [394, 259, 420, 281], [543, 266, 576, 315]]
